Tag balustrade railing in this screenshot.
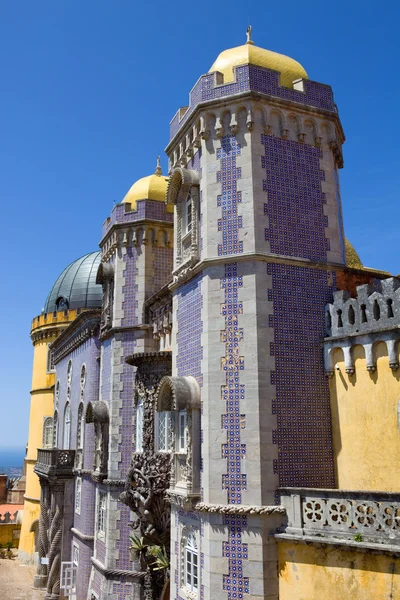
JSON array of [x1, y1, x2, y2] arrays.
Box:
[[280, 488, 400, 545], [35, 448, 75, 478]]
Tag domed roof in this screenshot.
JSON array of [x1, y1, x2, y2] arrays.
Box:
[[122, 158, 173, 213], [345, 239, 363, 269], [43, 252, 102, 313], [209, 33, 308, 89]]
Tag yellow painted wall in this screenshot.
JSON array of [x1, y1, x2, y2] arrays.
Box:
[[0, 524, 21, 547], [330, 342, 400, 491], [279, 540, 400, 600]]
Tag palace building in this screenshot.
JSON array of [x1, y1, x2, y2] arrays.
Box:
[[20, 30, 400, 600]]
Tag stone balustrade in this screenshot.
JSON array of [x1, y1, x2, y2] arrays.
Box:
[[35, 448, 75, 479], [280, 488, 400, 546]]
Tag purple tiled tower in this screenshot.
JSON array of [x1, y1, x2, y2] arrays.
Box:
[[165, 34, 345, 600]]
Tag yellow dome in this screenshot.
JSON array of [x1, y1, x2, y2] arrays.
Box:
[[209, 40, 308, 89], [345, 239, 363, 269], [122, 159, 173, 213]]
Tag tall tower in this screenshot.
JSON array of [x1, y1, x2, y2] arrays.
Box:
[[165, 32, 345, 599], [19, 253, 102, 564]]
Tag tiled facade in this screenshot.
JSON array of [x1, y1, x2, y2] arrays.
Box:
[[31, 36, 391, 600]]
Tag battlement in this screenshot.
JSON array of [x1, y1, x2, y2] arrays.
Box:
[[31, 308, 83, 333], [326, 277, 400, 338]]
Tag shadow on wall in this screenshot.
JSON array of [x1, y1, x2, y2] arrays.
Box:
[[278, 540, 400, 600]]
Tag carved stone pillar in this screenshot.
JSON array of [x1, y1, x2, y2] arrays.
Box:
[[45, 483, 64, 600], [34, 479, 50, 588]]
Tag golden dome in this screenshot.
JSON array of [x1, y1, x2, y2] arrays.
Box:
[[345, 239, 363, 269], [209, 35, 308, 89], [122, 158, 173, 213]]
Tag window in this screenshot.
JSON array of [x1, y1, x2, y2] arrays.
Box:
[[185, 196, 192, 234], [178, 410, 187, 452], [156, 411, 172, 452], [46, 345, 55, 373], [76, 403, 85, 468], [97, 491, 106, 536], [53, 411, 58, 448], [42, 417, 53, 449], [67, 360, 73, 385], [185, 531, 198, 592], [75, 478, 82, 514], [72, 543, 79, 566], [60, 561, 76, 594], [63, 403, 71, 449], [135, 396, 144, 453]]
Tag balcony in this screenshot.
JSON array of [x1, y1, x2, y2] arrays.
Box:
[[34, 448, 76, 479], [279, 488, 400, 549]]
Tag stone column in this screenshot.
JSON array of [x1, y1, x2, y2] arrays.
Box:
[[45, 482, 64, 600], [34, 478, 50, 588]]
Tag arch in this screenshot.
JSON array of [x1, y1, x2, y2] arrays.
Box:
[[67, 360, 73, 385], [287, 112, 301, 139], [304, 118, 317, 144], [156, 376, 201, 412], [166, 167, 200, 207], [321, 122, 333, 145], [96, 261, 114, 285], [269, 109, 283, 137], [221, 109, 232, 132]]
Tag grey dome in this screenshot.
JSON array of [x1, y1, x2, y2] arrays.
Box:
[[43, 252, 102, 313]]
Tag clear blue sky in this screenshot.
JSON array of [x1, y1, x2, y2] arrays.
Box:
[[0, 1, 398, 447]]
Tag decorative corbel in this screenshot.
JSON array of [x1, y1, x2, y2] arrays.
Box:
[[246, 109, 254, 131], [215, 115, 224, 138], [365, 343, 376, 373], [297, 133, 306, 143], [343, 345, 355, 375], [387, 339, 400, 371], [229, 112, 238, 135], [199, 116, 209, 140]]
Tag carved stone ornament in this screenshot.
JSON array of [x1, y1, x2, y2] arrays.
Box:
[[166, 167, 200, 282], [96, 261, 115, 335], [156, 376, 201, 412], [85, 401, 109, 479], [120, 362, 172, 600]]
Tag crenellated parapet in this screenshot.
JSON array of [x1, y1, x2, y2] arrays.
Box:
[[324, 277, 400, 375]]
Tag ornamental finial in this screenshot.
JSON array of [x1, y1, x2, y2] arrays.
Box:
[[246, 25, 254, 45], [155, 155, 162, 176]]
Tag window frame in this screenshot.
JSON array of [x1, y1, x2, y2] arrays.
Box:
[[75, 478, 82, 515], [46, 345, 55, 373], [96, 490, 107, 538], [178, 410, 187, 453], [42, 416, 54, 449], [72, 542, 79, 567], [135, 396, 144, 453], [155, 411, 172, 453], [63, 403, 71, 450], [184, 530, 198, 592]]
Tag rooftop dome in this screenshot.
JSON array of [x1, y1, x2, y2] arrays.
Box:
[[345, 239, 363, 269], [43, 252, 102, 313], [209, 28, 308, 89], [122, 158, 173, 213]]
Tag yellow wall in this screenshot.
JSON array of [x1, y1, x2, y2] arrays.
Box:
[[279, 540, 400, 600], [0, 524, 21, 547], [330, 342, 400, 491]]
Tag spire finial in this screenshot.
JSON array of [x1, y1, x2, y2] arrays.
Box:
[[155, 155, 162, 176], [246, 25, 254, 45]]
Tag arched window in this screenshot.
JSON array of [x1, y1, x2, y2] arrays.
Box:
[[184, 530, 198, 592], [63, 403, 71, 449], [42, 417, 53, 449], [135, 396, 144, 453], [53, 411, 58, 448], [76, 403, 85, 468]]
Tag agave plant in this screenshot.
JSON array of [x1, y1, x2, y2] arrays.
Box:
[[147, 545, 169, 572]]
